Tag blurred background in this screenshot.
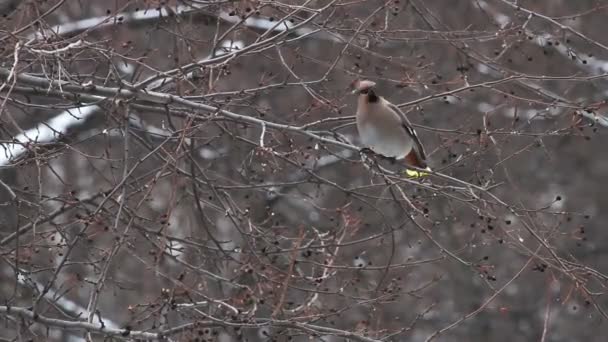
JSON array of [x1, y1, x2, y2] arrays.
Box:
[[1, 0, 607, 341]]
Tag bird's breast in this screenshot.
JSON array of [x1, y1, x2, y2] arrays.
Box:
[[356, 119, 413, 159]]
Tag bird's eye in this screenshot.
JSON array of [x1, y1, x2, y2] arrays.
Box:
[[360, 89, 369, 94]]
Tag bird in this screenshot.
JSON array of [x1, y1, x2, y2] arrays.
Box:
[[351, 79, 430, 176]]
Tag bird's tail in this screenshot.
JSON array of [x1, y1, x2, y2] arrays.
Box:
[[404, 150, 431, 178], [405, 168, 431, 178]]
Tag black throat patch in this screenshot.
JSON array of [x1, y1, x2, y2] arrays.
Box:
[[367, 90, 379, 103]]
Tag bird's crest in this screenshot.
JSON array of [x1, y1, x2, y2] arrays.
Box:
[[351, 79, 377, 94]]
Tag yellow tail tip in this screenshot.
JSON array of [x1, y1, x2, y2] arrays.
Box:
[[404, 167, 431, 178]]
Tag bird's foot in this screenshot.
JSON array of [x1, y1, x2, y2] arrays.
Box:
[[359, 148, 378, 170]]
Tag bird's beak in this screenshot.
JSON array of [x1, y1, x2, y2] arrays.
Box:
[[351, 89, 359, 95]]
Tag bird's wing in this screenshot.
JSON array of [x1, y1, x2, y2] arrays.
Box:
[[386, 101, 428, 162]]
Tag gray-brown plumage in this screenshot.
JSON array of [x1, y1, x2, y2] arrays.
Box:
[[352, 79, 429, 169]]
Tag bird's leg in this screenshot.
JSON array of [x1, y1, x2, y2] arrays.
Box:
[[359, 147, 375, 156]]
